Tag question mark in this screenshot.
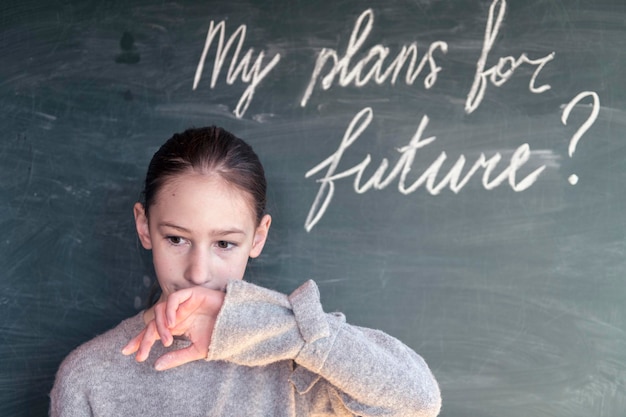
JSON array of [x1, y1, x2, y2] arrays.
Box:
[[561, 91, 600, 185]]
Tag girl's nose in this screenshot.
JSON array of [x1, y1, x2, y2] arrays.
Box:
[[184, 248, 212, 286]]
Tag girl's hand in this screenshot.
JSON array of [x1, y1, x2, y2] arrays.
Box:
[[122, 286, 226, 371]]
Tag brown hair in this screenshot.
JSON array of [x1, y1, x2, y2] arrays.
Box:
[[141, 126, 267, 223]]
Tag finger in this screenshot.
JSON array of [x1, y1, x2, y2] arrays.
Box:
[[153, 302, 173, 347], [121, 327, 146, 356], [135, 320, 160, 362], [165, 288, 194, 327], [154, 344, 205, 371]]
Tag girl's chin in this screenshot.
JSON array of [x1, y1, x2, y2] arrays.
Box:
[[160, 283, 231, 299]]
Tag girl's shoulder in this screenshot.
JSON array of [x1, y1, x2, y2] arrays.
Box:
[[55, 312, 145, 379]]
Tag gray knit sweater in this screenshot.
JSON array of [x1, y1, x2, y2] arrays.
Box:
[[50, 280, 441, 417]]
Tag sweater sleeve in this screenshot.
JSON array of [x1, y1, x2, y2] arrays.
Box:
[[208, 279, 441, 417]]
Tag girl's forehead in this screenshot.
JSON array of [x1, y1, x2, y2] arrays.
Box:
[[154, 172, 257, 224], [161, 172, 233, 196]]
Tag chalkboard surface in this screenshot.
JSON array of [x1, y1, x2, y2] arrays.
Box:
[[1, 0, 625, 415]]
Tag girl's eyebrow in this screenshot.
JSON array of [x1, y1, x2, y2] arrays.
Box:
[[158, 222, 191, 233], [213, 228, 247, 237], [158, 222, 246, 236]]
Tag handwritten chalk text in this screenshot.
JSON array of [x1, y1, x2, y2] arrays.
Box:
[[187, 0, 601, 232], [304, 107, 546, 231], [300, 9, 448, 107], [193, 19, 281, 118], [465, 0, 554, 113]]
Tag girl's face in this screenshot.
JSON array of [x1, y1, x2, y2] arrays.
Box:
[[133, 172, 271, 301]]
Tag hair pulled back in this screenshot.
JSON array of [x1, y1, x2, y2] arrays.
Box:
[[142, 126, 267, 223]]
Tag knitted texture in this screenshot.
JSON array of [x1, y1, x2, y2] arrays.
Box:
[[50, 280, 441, 417]]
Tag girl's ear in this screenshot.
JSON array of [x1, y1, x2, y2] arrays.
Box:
[[249, 214, 271, 258], [133, 202, 153, 250]]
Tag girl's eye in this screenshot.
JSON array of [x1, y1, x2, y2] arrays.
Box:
[[166, 236, 186, 246], [216, 240, 234, 249]]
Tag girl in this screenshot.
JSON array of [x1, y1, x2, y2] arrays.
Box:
[[50, 126, 441, 417]]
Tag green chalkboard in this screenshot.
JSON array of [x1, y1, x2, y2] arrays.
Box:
[[1, 0, 626, 415]]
